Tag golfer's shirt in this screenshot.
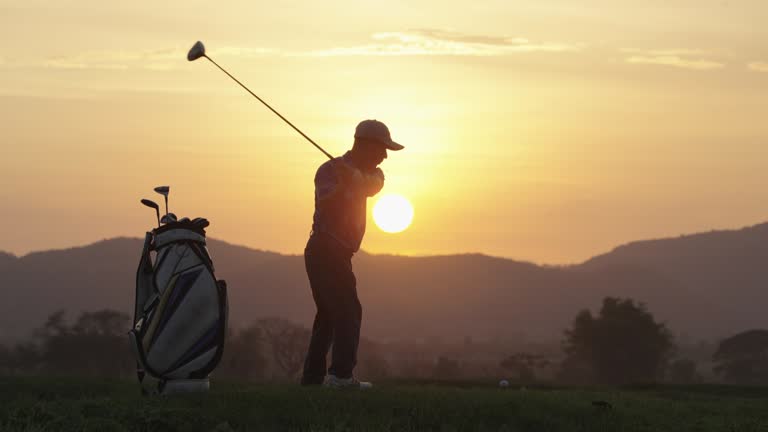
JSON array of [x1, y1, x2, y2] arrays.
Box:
[[311, 152, 369, 253]]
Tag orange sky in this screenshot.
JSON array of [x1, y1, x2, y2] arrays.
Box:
[[1, 1, 767, 264]]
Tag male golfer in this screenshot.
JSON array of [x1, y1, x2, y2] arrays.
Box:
[[301, 119, 403, 388]]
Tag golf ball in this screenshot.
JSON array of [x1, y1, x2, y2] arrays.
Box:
[[498, 379, 509, 388]]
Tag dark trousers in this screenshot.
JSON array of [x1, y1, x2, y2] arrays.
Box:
[[301, 232, 362, 385]]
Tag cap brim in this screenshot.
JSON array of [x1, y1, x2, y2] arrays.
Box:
[[385, 140, 404, 151]]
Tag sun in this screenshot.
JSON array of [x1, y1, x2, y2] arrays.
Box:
[[373, 194, 414, 233]]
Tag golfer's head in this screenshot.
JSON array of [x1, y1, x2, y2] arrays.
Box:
[[353, 119, 403, 168]]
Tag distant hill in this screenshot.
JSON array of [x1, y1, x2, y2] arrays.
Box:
[[1, 223, 767, 343], [581, 223, 768, 336], [0, 251, 16, 267]]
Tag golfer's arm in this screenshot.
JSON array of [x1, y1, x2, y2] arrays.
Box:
[[315, 172, 347, 211], [317, 184, 342, 205], [316, 169, 384, 210]]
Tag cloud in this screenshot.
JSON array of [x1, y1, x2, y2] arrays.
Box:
[[621, 48, 706, 57], [43, 48, 179, 70], [43, 58, 128, 70], [622, 48, 723, 70], [3, 33, 577, 70], [3, 46, 273, 71], [300, 29, 582, 57], [210, 47, 276, 57], [748, 62, 768, 72], [626, 56, 724, 70]]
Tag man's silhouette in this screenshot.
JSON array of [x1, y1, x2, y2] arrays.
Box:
[[301, 119, 403, 388]]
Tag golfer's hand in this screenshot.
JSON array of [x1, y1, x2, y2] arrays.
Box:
[[363, 168, 385, 197]]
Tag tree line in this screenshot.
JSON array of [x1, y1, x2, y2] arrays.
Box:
[[1, 298, 767, 385]]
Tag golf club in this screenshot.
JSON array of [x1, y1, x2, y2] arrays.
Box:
[[141, 199, 160, 227], [154, 186, 169, 216], [187, 40, 334, 161]]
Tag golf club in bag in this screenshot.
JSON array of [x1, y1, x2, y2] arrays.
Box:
[[130, 187, 228, 395]]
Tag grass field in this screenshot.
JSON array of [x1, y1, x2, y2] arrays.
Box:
[[2, 377, 768, 431]]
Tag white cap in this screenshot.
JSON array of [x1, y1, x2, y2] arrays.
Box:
[[354, 119, 404, 151]]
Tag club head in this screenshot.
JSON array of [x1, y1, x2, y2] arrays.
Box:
[[141, 199, 161, 227], [154, 186, 169, 198], [187, 41, 206, 61], [167, 213, 177, 222], [160, 215, 171, 224], [154, 186, 170, 216], [192, 217, 210, 229], [140, 199, 159, 210]]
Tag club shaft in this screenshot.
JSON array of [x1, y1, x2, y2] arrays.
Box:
[[204, 55, 334, 161]]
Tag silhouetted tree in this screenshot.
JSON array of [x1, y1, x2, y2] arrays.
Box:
[[561, 297, 675, 385], [255, 317, 310, 379], [501, 353, 550, 384], [218, 325, 267, 381], [73, 309, 127, 336], [713, 329, 768, 384], [35, 309, 132, 377], [1, 343, 42, 375], [37, 309, 68, 339]]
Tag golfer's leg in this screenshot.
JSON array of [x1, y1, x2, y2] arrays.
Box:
[[301, 311, 333, 385], [301, 249, 334, 385], [329, 267, 362, 379], [349, 290, 362, 372]]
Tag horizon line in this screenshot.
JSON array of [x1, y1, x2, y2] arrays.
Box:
[[3, 219, 766, 266]]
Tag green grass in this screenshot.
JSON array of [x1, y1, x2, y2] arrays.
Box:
[[2, 377, 768, 431]]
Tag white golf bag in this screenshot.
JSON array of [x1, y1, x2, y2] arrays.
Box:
[[129, 217, 228, 395]]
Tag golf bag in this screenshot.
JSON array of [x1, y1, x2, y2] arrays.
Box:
[[129, 217, 228, 395]]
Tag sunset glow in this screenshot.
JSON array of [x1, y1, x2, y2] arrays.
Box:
[[1, 2, 766, 264]]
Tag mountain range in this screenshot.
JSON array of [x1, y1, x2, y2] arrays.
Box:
[[2, 222, 767, 344]]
